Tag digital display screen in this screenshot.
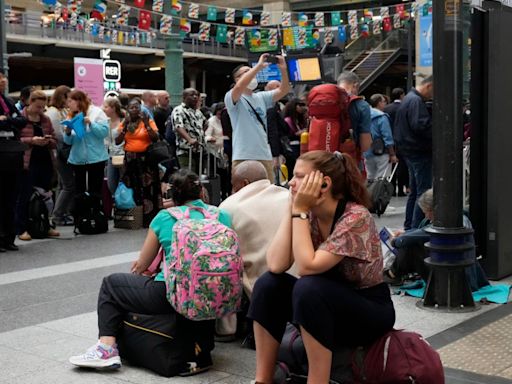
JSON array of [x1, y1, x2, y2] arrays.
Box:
[[251, 62, 282, 83], [287, 57, 322, 83]]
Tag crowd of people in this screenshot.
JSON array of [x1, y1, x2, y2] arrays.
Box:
[[0, 52, 479, 383]]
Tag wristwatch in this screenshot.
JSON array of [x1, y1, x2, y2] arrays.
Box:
[[292, 212, 309, 220]]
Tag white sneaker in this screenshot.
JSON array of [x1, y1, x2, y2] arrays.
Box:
[[69, 343, 121, 369]]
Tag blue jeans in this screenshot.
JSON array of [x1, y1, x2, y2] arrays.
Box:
[[404, 154, 432, 229]]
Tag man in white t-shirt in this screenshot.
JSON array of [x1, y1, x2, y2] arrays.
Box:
[[224, 53, 290, 182]]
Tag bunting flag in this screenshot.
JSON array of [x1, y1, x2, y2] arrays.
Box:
[[298, 12, 308, 27], [242, 9, 253, 25], [152, 0, 162, 12], [226, 29, 234, 42], [98, 25, 104, 39], [115, 5, 130, 25], [260, 11, 270, 26], [382, 16, 392, 32], [281, 12, 291, 26], [324, 28, 334, 44], [90, 0, 106, 21], [138, 9, 151, 30], [361, 23, 369, 37], [396, 4, 405, 18], [268, 28, 278, 48], [128, 30, 136, 45], [373, 20, 381, 35], [225, 8, 235, 24], [282, 27, 294, 47], [61, 7, 68, 21], [54, 2, 62, 18], [188, 3, 199, 19], [331, 11, 340, 26], [311, 28, 320, 46], [294, 26, 308, 48], [216, 24, 227, 42], [363, 9, 373, 22], [350, 24, 358, 40], [159, 15, 172, 35], [179, 18, 191, 36], [247, 29, 261, 49], [314, 12, 324, 27], [171, 0, 182, 15], [133, 0, 144, 7], [198, 22, 210, 41], [393, 13, 401, 29], [105, 29, 112, 43], [117, 30, 123, 44], [140, 31, 147, 44], [234, 27, 245, 46], [380, 6, 389, 18], [411, 2, 419, 17], [348, 10, 357, 27], [338, 25, 346, 43], [207, 6, 217, 21]]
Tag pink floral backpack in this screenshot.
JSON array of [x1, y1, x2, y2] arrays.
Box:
[[161, 206, 243, 321]]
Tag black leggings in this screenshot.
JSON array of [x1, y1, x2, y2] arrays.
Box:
[[248, 272, 395, 351], [98, 273, 214, 353], [73, 161, 106, 199]]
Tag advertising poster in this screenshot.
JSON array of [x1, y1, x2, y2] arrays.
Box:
[[419, 14, 433, 67], [74, 58, 104, 106]]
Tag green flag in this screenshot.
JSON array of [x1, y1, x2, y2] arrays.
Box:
[[331, 11, 341, 26], [207, 6, 217, 21], [216, 24, 227, 43]]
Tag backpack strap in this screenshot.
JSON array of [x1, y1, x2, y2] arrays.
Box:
[[166, 207, 187, 220], [186, 205, 220, 220]]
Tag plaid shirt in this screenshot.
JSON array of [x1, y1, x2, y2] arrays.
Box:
[[171, 103, 205, 153]]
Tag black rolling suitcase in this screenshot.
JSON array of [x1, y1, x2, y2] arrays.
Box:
[[367, 163, 398, 217], [189, 147, 222, 206]]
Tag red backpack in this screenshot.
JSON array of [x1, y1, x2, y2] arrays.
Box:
[[307, 84, 351, 153], [352, 330, 445, 384]]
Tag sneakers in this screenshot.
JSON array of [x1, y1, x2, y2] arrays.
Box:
[[18, 232, 32, 241], [47, 228, 60, 237], [69, 343, 121, 369]]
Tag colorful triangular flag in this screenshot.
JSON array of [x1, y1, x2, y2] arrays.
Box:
[[380, 6, 390, 18], [133, 0, 144, 7], [216, 24, 227, 43], [225, 8, 235, 24], [188, 3, 199, 19], [260, 11, 271, 26], [115, 5, 130, 25], [373, 20, 381, 35], [207, 6, 217, 21], [315, 12, 324, 27], [281, 11, 291, 27], [152, 0, 162, 12], [198, 22, 210, 41], [383, 16, 392, 32], [361, 23, 370, 38], [179, 18, 190, 37], [348, 10, 357, 27], [393, 13, 401, 29], [159, 15, 172, 35], [234, 27, 245, 46], [138, 10, 151, 30], [350, 25, 358, 40], [282, 27, 294, 47], [268, 28, 278, 48], [242, 9, 253, 25], [338, 25, 346, 43], [331, 12, 340, 26], [171, 0, 182, 15], [298, 12, 308, 27]]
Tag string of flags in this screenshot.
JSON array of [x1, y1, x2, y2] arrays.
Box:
[[39, 0, 429, 48]]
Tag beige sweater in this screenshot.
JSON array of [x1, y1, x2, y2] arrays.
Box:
[[220, 179, 290, 296]]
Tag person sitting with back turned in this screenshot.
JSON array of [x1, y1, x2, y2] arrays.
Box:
[[225, 53, 290, 183], [248, 150, 395, 384], [69, 169, 232, 374], [217, 161, 292, 339]]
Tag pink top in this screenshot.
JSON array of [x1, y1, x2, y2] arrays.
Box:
[[310, 202, 383, 289]]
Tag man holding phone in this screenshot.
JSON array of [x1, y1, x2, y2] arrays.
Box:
[[225, 53, 290, 182]]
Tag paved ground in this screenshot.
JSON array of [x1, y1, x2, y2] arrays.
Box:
[[0, 196, 511, 383]]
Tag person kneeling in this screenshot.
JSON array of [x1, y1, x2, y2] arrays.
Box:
[[249, 151, 396, 384]]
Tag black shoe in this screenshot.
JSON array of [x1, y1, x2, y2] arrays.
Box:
[[178, 352, 213, 377], [383, 269, 403, 286], [5, 244, 18, 251]]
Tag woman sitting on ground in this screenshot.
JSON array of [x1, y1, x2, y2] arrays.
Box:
[[116, 98, 160, 227], [249, 150, 395, 384], [69, 169, 232, 373]]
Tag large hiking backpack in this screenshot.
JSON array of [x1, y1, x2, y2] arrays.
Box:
[[352, 330, 445, 384], [27, 188, 51, 239], [307, 84, 352, 153], [162, 206, 243, 321], [73, 192, 108, 235]]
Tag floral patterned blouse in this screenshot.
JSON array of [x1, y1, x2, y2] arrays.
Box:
[[310, 202, 383, 289]]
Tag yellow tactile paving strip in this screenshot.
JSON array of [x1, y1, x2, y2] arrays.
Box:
[[438, 314, 512, 379]]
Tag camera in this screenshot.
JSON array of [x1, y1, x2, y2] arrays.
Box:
[[266, 54, 279, 64]]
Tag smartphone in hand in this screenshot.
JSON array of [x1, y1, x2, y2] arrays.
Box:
[[266, 54, 279, 64]]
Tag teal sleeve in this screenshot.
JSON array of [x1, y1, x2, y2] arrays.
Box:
[[219, 209, 232, 228], [149, 210, 176, 246]]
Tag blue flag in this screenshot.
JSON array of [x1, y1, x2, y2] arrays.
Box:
[[61, 112, 85, 139], [338, 25, 347, 43]]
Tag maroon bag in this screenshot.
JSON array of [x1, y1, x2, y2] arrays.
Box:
[[352, 330, 445, 384]]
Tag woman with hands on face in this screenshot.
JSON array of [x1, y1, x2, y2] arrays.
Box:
[[248, 150, 396, 384]]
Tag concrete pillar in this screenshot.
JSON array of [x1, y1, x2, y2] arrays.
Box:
[[263, 1, 291, 26], [164, 35, 184, 104]]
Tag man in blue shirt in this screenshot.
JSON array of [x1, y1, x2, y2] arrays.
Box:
[[225, 53, 290, 182]]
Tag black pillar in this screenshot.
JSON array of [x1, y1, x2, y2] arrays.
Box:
[[419, 0, 478, 312]]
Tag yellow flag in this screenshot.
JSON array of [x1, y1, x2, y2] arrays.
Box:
[[283, 28, 294, 47]]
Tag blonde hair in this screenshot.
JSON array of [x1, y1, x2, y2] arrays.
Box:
[[29, 90, 47, 104]]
